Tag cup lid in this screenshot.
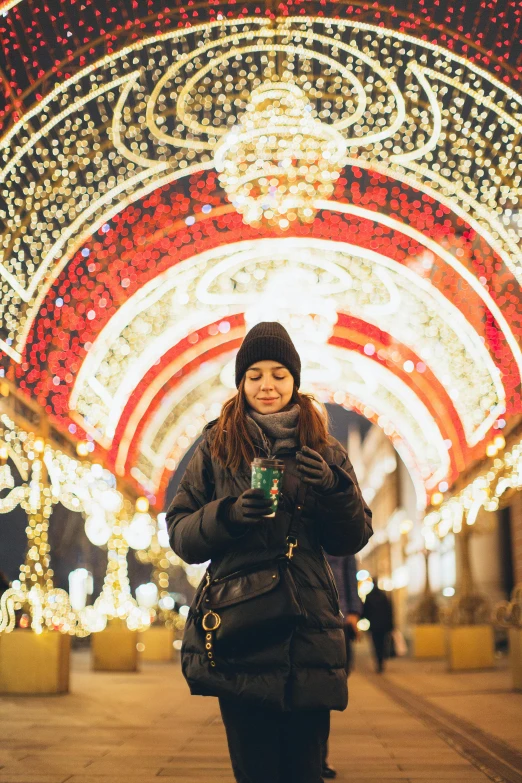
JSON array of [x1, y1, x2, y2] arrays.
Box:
[[252, 458, 285, 469]]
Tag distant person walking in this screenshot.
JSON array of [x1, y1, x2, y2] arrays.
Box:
[[167, 322, 373, 783], [362, 580, 394, 673]]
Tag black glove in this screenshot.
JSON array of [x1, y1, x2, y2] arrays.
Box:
[[296, 446, 337, 492], [227, 488, 273, 525]]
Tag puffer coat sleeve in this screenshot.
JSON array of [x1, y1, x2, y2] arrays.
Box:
[[166, 438, 241, 564], [314, 444, 373, 556]]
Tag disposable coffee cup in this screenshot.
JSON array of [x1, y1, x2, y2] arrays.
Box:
[[251, 458, 285, 517]]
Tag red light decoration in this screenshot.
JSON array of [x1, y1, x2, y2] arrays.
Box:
[[0, 1, 519, 135]]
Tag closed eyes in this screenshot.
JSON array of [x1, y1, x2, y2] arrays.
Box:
[[248, 375, 286, 381]]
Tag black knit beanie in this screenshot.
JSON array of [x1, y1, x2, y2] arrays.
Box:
[[235, 322, 301, 388]]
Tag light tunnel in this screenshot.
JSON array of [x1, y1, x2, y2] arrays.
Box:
[[1, 9, 521, 515]]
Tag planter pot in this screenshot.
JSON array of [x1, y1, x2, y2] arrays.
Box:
[[0, 629, 70, 694], [445, 624, 495, 671], [509, 627, 522, 691], [412, 624, 446, 659], [91, 620, 139, 672], [138, 626, 174, 662]]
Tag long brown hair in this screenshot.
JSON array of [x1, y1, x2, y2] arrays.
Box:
[[210, 379, 330, 471]]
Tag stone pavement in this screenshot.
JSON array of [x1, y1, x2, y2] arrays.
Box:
[[0, 647, 521, 783], [383, 655, 522, 750]]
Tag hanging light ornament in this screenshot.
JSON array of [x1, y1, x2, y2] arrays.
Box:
[[214, 81, 347, 230]]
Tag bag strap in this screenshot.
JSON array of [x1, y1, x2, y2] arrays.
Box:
[[284, 480, 308, 560]]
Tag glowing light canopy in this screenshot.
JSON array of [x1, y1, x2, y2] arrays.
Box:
[[1, 15, 521, 364], [65, 235, 507, 492], [0, 1, 520, 511]]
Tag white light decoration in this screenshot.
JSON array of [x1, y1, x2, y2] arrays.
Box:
[[244, 266, 340, 386], [424, 435, 522, 544], [98, 488, 123, 513], [84, 523, 151, 633], [214, 81, 346, 229], [123, 511, 155, 551], [0, 415, 87, 636], [135, 582, 159, 610], [84, 505, 112, 547], [68, 568, 93, 612], [79, 605, 107, 634]]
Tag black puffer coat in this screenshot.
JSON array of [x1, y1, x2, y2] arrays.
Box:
[[166, 422, 372, 712]]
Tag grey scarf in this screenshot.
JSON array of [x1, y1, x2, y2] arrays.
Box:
[[248, 404, 300, 456]]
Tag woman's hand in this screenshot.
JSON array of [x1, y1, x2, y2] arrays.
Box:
[[227, 488, 273, 525], [296, 446, 337, 492]]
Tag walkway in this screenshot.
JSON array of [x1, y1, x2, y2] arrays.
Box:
[[0, 646, 521, 783]]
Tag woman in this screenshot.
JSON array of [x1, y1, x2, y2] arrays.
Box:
[[167, 321, 372, 783]]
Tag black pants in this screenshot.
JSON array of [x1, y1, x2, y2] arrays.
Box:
[[371, 630, 389, 671], [219, 698, 330, 783]]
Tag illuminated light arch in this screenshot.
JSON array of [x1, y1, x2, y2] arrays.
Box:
[[64, 235, 507, 454], [1, 15, 521, 367], [16, 170, 521, 503], [16, 170, 522, 429], [1, 3, 520, 514]]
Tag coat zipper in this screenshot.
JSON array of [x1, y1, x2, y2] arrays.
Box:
[[321, 548, 342, 615], [252, 431, 307, 617], [291, 566, 308, 620]]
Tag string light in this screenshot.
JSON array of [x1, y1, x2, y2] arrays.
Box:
[[0, 14, 519, 370], [0, 413, 191, 635], [0, 416, 81, 635], [424, 434, 522, 543], [134, 514, 187, 633]]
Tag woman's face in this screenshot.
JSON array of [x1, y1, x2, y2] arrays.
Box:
[[244, 360, 294, 414]]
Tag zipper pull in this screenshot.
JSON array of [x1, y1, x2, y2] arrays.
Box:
[[286, 536, 298, 559]]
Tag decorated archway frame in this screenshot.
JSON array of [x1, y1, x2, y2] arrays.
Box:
[[1, 15, 520, 366]]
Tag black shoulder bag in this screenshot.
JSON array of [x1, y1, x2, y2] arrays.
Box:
[[192, 483, 308, 664]]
